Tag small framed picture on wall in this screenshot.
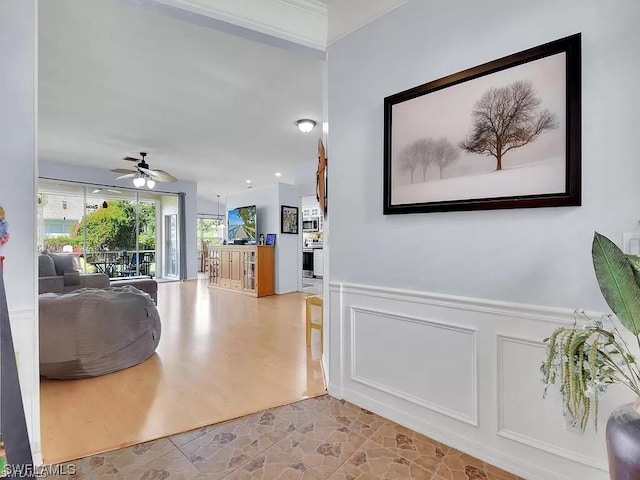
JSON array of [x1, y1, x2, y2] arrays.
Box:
[[281, 206, 299, 234]]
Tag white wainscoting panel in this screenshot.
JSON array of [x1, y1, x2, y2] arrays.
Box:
[[327, 282, 343, 397], [8, 306, 41, 464], [497, 334, 611, 472], [328, 281, 632, 480], [350, 306, 477, 425]]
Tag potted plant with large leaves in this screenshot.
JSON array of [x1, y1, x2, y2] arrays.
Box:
[[541, 232, 640, 479]]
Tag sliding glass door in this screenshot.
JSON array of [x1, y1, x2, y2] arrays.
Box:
[[38, 179, 179, 280], [84, 187, 138, 277], [37, 182, 85, 255], [165, 214, 178, 277]]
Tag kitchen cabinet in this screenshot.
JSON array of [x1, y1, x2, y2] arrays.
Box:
[[209, 245, 274, 297], [209, 248, 221, 286], [302, 207, 321, 218], [313, 249, 324, 278]]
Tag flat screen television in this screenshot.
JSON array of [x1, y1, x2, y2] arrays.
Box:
[[227, 205, 257, 244]]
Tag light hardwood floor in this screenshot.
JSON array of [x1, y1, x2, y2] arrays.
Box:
[[39, 280, 326, 464]]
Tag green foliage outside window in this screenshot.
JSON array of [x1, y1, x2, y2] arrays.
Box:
[[43, 200, 157, 252], [197, 218, 223, 250]]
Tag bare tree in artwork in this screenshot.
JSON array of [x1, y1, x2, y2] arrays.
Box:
[[416, 138, 434, 182], [398, 141, 423, 183], [460, 80, 557, 171], [432, 138, 460, 179]]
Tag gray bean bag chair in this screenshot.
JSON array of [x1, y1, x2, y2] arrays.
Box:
[[39, 286, 161, 379]]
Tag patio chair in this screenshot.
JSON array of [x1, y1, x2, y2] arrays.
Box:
[[121, 252, 151, 277]]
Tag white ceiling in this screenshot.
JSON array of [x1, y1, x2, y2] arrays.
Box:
[[38, 0, 324, 201], [325, 0, 409, 43]]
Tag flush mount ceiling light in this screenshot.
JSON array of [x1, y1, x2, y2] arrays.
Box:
[[275, 172, 282, 177], [246, 179, 252, 184], [296, 119, 316, 133]]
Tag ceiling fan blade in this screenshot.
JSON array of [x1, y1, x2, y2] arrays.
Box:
[[111, 168, 136, 174], [152, 170, 178, 183], [138, 167, 159, 177], [116, 173, 136, 180], [93, 188, 122, 194], [123, 156, 140, 162]]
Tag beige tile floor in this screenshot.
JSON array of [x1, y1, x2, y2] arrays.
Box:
[[50, 395, 521, 480]]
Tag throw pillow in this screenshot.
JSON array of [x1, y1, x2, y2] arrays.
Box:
[[63, 271, 80, 286], [38, 255, 57, 277], [49, 253, 79, 276]]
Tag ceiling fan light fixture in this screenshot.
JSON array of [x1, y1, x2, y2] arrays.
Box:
[[116, 151, 178, 185], [296, 119, 316, 133]]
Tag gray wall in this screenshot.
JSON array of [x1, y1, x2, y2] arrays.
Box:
[[325, 1, 640, 478], [0, 0, 41, 462], [226, 184, 300, 294], [197, 194, 225, 217], [328, 0, 640, 310], [278, 183, 302, 293]]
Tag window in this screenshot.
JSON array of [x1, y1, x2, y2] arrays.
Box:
[[38, 179, 180, 280], [197, 217, 224, 251]]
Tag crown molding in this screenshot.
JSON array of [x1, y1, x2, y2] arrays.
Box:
[[140, 0, 328, 51], [123, 0, 409, 52], [279, 0, 328, 17]]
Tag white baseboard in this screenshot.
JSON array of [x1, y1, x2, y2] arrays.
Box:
[[343, 387, 569, 480], [327, 383, 342, 398]]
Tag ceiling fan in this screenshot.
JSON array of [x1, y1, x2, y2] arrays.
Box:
[[111, 152, 177, 189], [92, 188, 121, 194]]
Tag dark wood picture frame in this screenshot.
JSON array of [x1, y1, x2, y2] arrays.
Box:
[[281, 205, 299, 234], [383, 34, 581, 214]]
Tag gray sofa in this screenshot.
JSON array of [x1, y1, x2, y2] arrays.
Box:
[[38, 253, 158, 303], [38, 253, 109, 294]]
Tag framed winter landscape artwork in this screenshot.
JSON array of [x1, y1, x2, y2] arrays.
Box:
[[383, 34, 581, 214]]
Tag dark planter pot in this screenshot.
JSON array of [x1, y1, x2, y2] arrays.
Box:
[[607, 399, 640, 480]]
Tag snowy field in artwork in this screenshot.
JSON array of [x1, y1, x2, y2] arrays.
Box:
[[392, 157, 565, 205]]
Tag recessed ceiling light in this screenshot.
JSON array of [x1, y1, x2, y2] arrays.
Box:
[[296, 119, 316, 133], [275, 172, 282, 177], [246, 179, 252, 183]]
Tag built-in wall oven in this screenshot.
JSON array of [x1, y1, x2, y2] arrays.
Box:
[[302, 249, 314, 278]]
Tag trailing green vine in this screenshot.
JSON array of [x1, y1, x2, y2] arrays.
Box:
[[541, 312, 638, 430], [542, 232, 640, 430]]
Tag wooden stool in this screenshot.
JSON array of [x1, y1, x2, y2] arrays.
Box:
[[305, 295, 323, 350]]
